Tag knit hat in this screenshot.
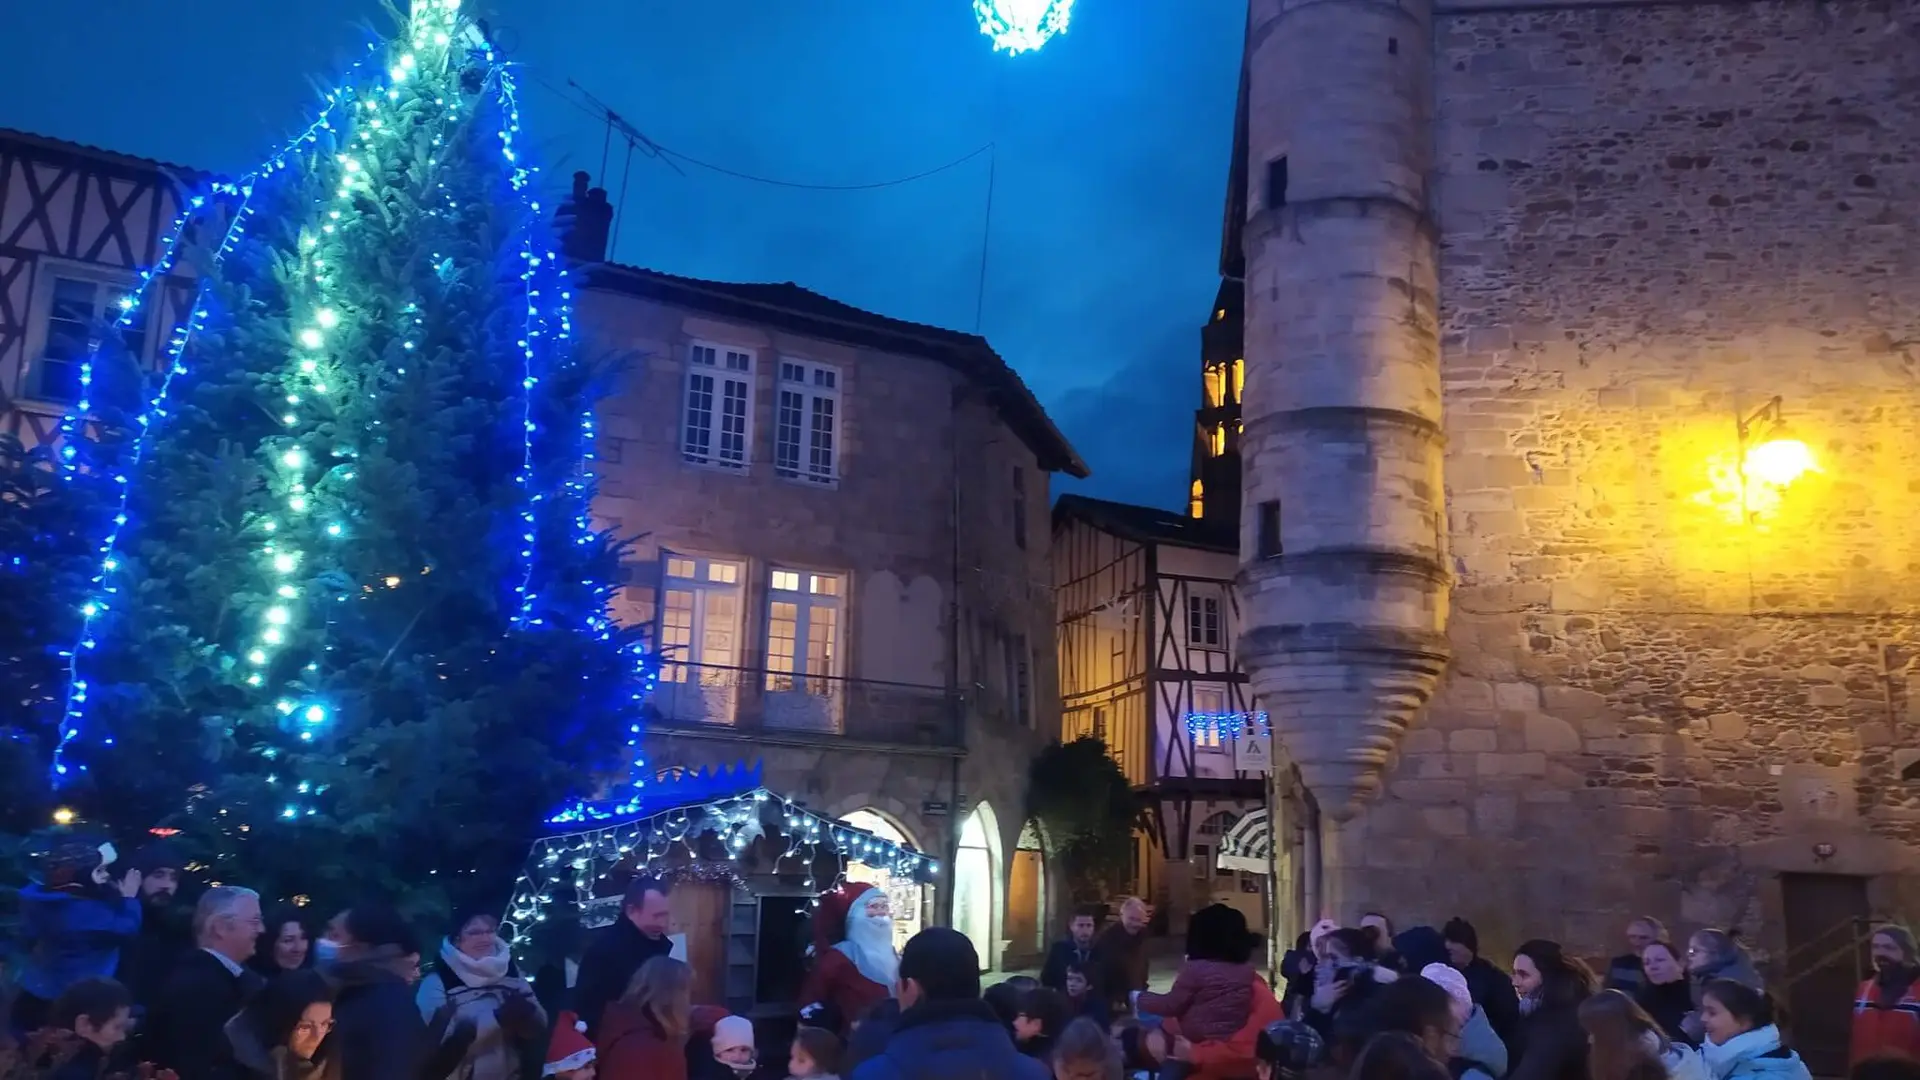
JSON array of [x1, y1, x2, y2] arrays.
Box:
[[1256, 1020, 1325, 1071], [1874, 925, 1919, 965], [542, 1012, 594, 1076], [1308, 919, 1340, 949], [39, 839, 115, 891], [1442, 917, 1478, 955], [712, 1014, 755, 1055], [813, 881, 878, 950], [1421, 963, 1473, 1015], [130, 840, 186, 875]]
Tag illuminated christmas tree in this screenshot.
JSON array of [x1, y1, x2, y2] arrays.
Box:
[[45, 0, 649, 913]]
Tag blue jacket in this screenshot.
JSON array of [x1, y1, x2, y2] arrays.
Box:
[[15, 884, 142, 1001], [1700, 1026, 1811, 1080], [850, 998, 1051, 1080]]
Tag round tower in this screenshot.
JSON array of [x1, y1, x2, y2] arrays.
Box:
[[1236, 0, 1450, 821]]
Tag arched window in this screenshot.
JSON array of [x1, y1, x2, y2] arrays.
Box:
[[1189, 479, 1205, 519], [1198, 810, 1239, 838]]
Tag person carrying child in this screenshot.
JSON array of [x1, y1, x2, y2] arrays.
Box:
[[10, 840, 142, 1036], [1135, 904, 1261, 1078]]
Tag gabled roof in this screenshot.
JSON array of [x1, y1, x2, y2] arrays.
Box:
[[1052, 493, 1235, 555], [582, 262, 1088, 478], [0, 128, 210, 184]]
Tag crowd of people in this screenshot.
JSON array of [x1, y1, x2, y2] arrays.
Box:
[[5, 835, 1920, 1080]]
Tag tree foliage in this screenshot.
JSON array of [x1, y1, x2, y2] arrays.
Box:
[[1027, 736, 1138, 903], [30, 3, 644, 920]]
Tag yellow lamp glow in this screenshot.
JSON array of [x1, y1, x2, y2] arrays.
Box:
[[1743, 439, 1816, 488], [52, 807, 75, 826]]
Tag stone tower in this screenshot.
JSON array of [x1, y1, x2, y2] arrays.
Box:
[[1236, 0, 1451, 831]]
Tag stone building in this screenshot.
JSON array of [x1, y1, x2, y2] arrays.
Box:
[[1233, 0, 1920, 1062], [558, 176, 1083, 971]]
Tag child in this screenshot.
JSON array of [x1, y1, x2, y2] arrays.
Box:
[[1255, 1019, 1325, 1080], [542, 1011, 597, 1080], [43, 976, 136, 1080], [786, 1025, 842, 1080], [12, 841, 142, 1034], [1051, 1016, 1122, 1080], [1134, 904, 1259, 1072], [1014, 988, 1073, 1061], [710, 1015, 757, 1079], [1063, 965, 1111, 1027]]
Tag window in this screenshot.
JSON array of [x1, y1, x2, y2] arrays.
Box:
[[1203, 365, 1224, 409], [29, 272, 150, 405], [774, 359, 838, 484], [766, 568, 842, 689], [1187, 594, 1223, 649], [1231, 358, 1245, 403], [1198, 810, 1239, 837], [1007, 632, 1032, 727], [1257, 500, 1283, 558], [1189, 479, 1204, 520], [682, 343, 754, 471], [1210, 423, 1227, 458], [1266, 156, 1289, 210], [1092, 705, 1109, 743], [1191, 687, 1226, 752], [658, 554, 744, 680], [1012, 467, 1028, 550]]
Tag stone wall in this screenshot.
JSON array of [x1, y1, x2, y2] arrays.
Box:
[[1324, 0, 1920, 959]]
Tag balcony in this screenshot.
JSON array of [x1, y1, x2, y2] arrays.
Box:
[[643, 661, 963, 750]]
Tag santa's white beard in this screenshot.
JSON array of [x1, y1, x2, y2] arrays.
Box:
[[837, 909, 899, 988]]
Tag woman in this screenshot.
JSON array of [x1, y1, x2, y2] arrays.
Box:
[[251, 908, 315, 978], [416, 909, 546, 1080], [1508, 940, 1596, 1080], [1684, 932, 1762, 1045], [1352, 1030, 1453, 1080], [1366, 975, 1464, 1066], [1696, 980, 1809, 1080], [1635, 943, 1694, 1047], [1579, 989, 1705, 1080], [596, 957, 727, 1080], [1306, 928, 1396, 1052], [227, 968, 336, 1080]]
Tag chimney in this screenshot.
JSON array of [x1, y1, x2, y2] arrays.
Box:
[[553, 170, 613, 265]]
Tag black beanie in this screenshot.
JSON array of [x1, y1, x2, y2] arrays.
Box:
[[131, 840, 186, 874], [1442, 917, 1479, 955]]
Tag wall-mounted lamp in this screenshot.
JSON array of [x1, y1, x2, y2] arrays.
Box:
[[1813, 841, 1836, 861], [1737, 396, 1818, 489]]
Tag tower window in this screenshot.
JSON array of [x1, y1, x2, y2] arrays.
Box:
[[1190, 479, 1205, 520], [1257, 500, 1283, 558], [1211, 424, 1227, 458], [1231, 358, 1245, 404], [1204, 364, 1224, 409], [1266, 157, 1288, 210]]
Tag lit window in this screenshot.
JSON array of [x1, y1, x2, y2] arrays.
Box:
[[771, 569, 801, 592], [666, 557, 697, 579], [1203, 365, 1224, 409], [1192, 687, 1227, 752], [775, 359, 839, 484], [1211, 424, 1227, 457], [1189, 479, 1204, 520], [657, 553, 744, 682], [1231, 358, 1245, 403], [766, 567, 843, 689], [683, 343, 754, 471]]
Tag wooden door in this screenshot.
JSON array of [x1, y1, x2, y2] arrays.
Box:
[[670, 881, 731, 1006], [1780, 873, 1870, 1079], [1008, 849, 1042, 956]]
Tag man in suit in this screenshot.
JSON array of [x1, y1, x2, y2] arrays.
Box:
[[146, 886, 265, 1080], [571, 876, 673, 1037]]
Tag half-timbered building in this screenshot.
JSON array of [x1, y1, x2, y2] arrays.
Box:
[[0, 129, 204, 447], [1051, 493, 1271, 932]]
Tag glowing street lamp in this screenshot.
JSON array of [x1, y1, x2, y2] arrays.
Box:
[[1734, 396, 1819, 522], [975, 0, 1074, 56]]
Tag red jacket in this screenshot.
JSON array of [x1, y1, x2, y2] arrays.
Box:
[[597, 1002, 730, 1080], [797, 946, 889, 1032], [1138, 960, 1256, 1043], [1852, 975, 1920, 1066], [1180, 975, 1286, 1080]]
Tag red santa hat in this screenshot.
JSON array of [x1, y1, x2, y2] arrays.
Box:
[[814, 880, 879, 950], [543, 1012, 595, 1076]]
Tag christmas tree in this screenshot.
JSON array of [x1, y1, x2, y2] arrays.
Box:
[[42, 0, 649, 914]]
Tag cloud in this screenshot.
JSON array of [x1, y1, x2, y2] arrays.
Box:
[[1045, 320, 1196, 512]]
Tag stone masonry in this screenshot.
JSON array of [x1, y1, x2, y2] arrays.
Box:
[[1244, 0, 1920, 960]]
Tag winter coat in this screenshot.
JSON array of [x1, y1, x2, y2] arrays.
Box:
[[1137, 959, 1255, 1043], [1850, 968, 1920, 1066], [145, 948, 264, 1080], [848, 998, 1050, 1080], [1460, 957, 1522, 1046], [226, 1011, 338, 1080], [1303, 963, 1393, 1048], [1091, 924, 1151, 1009], [15, 884, 143, 1003], [120, 898, 192, 1014], [1684, 954, 1763, 1044], [1454, 1004, 1509, 1080], [1184, 975, 1286, 1080], [842, 999, 899, 1076], [595, 1003, 728, 1080], [415, 937, 547, 1080], [329, 955, 431, 1080], [44, 1039, 111, 1080], [1039, 939, 1096, 993], [1699, 1027, 1811, 1080], [1636, 980, 1696, 1047], [1659, 1040, 1709, 1080], [1606, 954, 1648, 995], [1507, 1001, 1586, 1080], [572, 919, 673, 1038]]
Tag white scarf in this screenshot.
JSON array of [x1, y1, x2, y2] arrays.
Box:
[[1701, 1025, 1782, 1080], [440, 935, 513, 986]]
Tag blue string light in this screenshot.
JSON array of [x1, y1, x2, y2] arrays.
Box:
[[974, 0, 1074, 55], [1184, 710, 1272, 744]]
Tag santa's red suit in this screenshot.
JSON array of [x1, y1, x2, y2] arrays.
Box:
[[797, 881, 894, 1032]]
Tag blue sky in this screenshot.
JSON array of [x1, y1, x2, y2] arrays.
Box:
[[0, 1, 1241, 509]]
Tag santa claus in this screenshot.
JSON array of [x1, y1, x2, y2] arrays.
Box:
[[797, 881, 898, 1032]]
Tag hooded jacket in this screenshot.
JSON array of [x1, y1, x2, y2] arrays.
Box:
[[849, 999, 1049, 1080], [1456, 1004, 1510, 1080], [1699, 1027, 1810, 1080], [326, 952, 432, 1080], [15, 884, 143, 1002]]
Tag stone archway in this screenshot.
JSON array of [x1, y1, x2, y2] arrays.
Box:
[[956, 801, 1004, 972], [1004, 820, 1048, 965], [840, 807, 928, 951]]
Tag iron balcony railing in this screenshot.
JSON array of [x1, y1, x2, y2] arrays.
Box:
[[642, 660, 963, 749]]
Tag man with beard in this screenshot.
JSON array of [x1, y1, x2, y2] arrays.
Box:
[[1041, 905, 1101, 994], [1850, 924, 1920, 1066], [117, 841, 189, 1016], [799, 881, 899, 1035]]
